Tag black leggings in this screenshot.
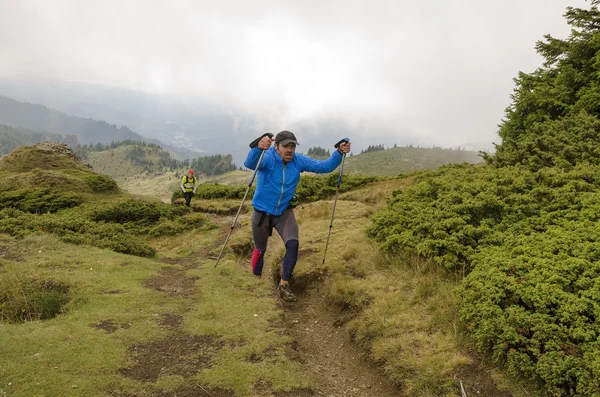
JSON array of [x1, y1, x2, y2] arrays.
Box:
[[183, 192, 194, 206]]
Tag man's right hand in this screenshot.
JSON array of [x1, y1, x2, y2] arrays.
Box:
[[258, 135, 273, 150]]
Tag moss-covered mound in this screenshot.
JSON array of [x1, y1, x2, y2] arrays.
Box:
[[0, 142, 119, 199], [0, 141, 90, 172]]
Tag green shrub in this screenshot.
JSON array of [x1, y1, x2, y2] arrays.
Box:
[[0, 208, 38, 237], [50, 217, 157, 257], [148, 213, 215, 237], [0, 200, 205, 258], [369, 162, 600, 395], [0, 188, 81, 213], [91, 199, 178, 226], [175, 212, 213, 227], [93, 235, 155, 257], [172, 184, 253, 202], [368, 163, 600, 272], [147, 220, 188, 237], [81, 173, 118, 192], [63, 169, 119, 192], [0, 208, 156, 257], [295, 173, 382, 202], [461, 230, 600, 395]]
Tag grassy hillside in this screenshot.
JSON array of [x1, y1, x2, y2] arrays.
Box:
[[104, 146, 484, 203], [87, 146, 157, 179], [344, 146, 483, 176], [0, 142, 528, 397], [87, 147, 252, 202]]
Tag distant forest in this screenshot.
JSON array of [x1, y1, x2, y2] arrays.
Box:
[[0, 124, 236, 176], [76, 140, 236, 176], [361, 144, 386, 153], [306, 146, 330, 158]]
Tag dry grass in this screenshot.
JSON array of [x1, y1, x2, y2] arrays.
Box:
[[338, 176, 414, 211], [118, 171, 181, 203]]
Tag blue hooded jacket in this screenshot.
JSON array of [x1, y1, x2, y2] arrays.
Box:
[[244, 146, 343, 216]]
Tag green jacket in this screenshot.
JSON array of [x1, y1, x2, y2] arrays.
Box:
[[180, 175, 197, 193]]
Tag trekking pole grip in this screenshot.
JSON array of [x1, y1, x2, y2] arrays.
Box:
[[249, 133, 274, 149], [334, 137, 350, 149]]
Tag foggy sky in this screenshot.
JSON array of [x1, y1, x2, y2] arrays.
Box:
[[0, 0, 589, 149]]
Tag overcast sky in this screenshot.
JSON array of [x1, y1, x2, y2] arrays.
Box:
[[0, 0, 590, 149]]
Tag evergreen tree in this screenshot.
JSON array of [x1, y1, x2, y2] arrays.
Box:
[[362, 144, 386, 154], [307, 146, 330, 158], [485, 1, 600, 170]]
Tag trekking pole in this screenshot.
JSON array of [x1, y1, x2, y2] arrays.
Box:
[[322, 138, 349, 264], [214, 133, 273, 268]]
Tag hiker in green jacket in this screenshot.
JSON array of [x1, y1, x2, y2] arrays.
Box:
[[180, 169, 197, 206]]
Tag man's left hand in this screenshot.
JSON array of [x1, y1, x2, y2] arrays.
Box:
[[338, 141, 351, 154]]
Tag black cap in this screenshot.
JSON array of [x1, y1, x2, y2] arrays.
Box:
[[275, 130, 299, 146]]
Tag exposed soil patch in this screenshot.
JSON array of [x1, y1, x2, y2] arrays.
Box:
[[143, 267, 197, 297], [93, 319, 119, 334], [157, 313, 183, 329], [119, 333, 224, 382], [92, 319, 130, 333], [274, 388, 314, 397], [101, 289, 123, 295], [0, 245, 21, 261], [284, 270, 328, 294], [157, 257, 182, 265], [253, 377, 322, 396], [112, 385, 234, 397]]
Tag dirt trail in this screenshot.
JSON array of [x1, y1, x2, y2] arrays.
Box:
[[280, 283, 398, 397], [212, 213, 400, 396], [215, 212, 399, 396]]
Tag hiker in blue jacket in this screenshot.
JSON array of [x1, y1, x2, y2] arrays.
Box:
[[244, 130, 351, 302]]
